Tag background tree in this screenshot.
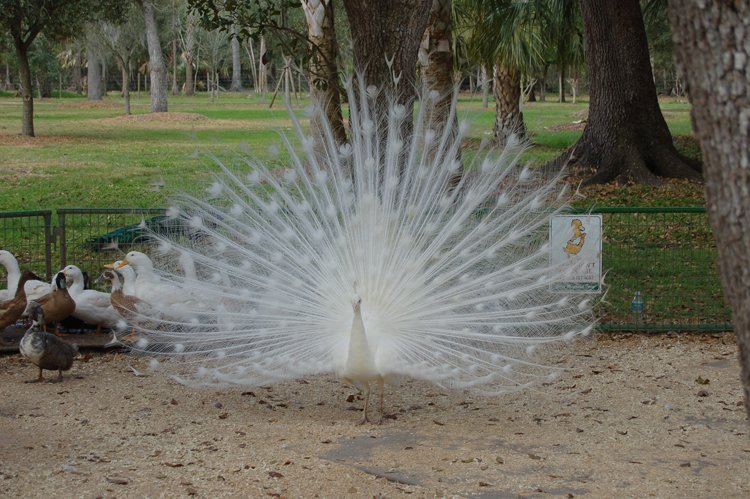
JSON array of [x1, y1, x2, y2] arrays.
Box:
[[668, 0, 750, 421], [142, 0, 169, 112], [91, 4, 145, 115], [301, 0, 346, 145], [229, 24, 242, 92], [546, 0, 701, 185], [86, 40, 103, 100], [0, 0, 126, 135], [179, 9, 197, 96]]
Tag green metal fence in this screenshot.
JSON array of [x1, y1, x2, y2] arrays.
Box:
[[577, 207, 732, 331], [0, 207, 735, 331]]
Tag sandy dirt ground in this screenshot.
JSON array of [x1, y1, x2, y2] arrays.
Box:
[[1, 332, 748, 499]]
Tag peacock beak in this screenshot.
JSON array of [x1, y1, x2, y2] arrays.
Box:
[[117, 258, 129, 268]]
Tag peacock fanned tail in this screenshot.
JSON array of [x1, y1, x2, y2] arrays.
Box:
[[122, 76, 599, 395]]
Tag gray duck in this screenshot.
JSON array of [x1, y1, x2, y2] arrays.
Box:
[[19, 301, 79, 383]]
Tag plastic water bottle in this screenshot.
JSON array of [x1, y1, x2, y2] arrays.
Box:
[[631, 291, 644, 326]]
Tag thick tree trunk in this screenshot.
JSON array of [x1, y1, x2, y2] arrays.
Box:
[[558, 69, 565, 103], [230, 26, 243, 92], [302, 0, 346, 145], [546, 0, 702, 186], [143, 1, 168, 113], [493, 62, 525, 146], [101, 59, 107, 96], [14, 40, 34, 136], [669, 0, 750, 422], [87, 48, 102, 100], [343, 0, 431, 114], [528, 82, 536, 102], [185, 58, 193, 96]]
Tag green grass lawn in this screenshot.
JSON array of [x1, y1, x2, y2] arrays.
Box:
[[0, 90, 699, 213]]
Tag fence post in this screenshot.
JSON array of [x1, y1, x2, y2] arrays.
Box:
[[57, 210, 67, 270], [43, 212, 52, 279]]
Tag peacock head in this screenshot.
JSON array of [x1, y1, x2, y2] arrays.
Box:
[[351, 294, 362, 314]]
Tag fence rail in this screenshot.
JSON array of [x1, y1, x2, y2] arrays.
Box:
[[0, 207, 733, 332]]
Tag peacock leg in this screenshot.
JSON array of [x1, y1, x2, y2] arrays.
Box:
[[373, 378, 385, 425], [354, 381, 370, 426]]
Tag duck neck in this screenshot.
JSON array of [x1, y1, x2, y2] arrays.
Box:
[[4, 258, 21, 293], [68, 274, 84, 295]]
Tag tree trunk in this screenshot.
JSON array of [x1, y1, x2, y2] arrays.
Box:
[[540, 63, 548, 102], [528, 82, 537, 102], [302, 0, 346, 145], [230, 25, 243, 92], [87, 48, 102, 100], [184, 13, 196, 96], [481, 64, 490, 109], [546, 0, 702, 185], [342, 0, 432, 115], [558, 69, 565, 103], [74, 41, 83, 94], [668, 0, 750, 422], [258, 35, 267, 97], [171, 38, 179, 95], [493, 62, 525, 146], [419, 0, 456, 129], [143, 1, 168, 113], [14, 40, 34, 136], [122, 65, 131, 115], [418, 0, 461, 175], [171, 3, 179, 96], [101, 59, 107, 96]]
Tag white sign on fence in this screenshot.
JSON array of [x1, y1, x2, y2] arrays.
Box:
[[549, 214, 603, 293]]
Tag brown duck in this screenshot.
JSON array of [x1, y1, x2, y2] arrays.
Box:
[[0, 270, 39, 344], [20, 301, 79, 382], [33, 271, 76, 335], [95, 269, 156, 342]]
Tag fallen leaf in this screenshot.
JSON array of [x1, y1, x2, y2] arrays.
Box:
[[268, 471, 284, 478], [241, 391, 256, 397], [479, 481, 490, 487], [680, 462, 691, 467], [496, 456, 504, 464], [106, 477, 129, 485], [696, 376, 710, 385], [170, 399, 178, 405], [528, 454, 543, 460], [348, 487, 357, 493], [219, 413, 228, 419], [214, 402, 223, 408], [165, 462, 184, 467], [321, 439, 332, 444], [433, 420, 444, 426]]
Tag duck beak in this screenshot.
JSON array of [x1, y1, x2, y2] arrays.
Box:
[[116, 258, 129, 268], [103, 264, 114, 269], [94, 274, 104, 283]]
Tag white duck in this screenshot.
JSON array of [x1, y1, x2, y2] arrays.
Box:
[[117, 251, 204, 310], [106, 260, 136, 296], [0, 250, 51, 304], [62, 265, 121, 333]]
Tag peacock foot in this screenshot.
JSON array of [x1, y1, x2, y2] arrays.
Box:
[[354, 416, 369, 426], [371, 417, 384, 426]]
